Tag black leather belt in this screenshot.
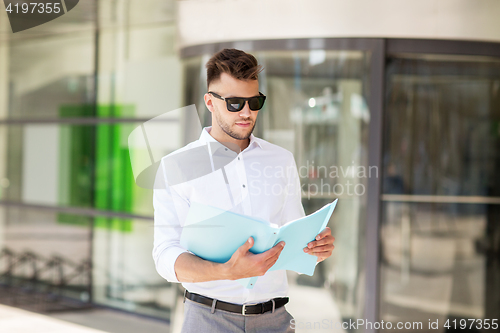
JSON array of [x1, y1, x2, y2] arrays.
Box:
[[184, 290, 289, 315]]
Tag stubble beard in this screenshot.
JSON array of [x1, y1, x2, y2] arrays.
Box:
[[214, 108, 256, 140]]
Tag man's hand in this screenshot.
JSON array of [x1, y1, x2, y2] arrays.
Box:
[[222, 237, 285, 280], [303, 227, 335, 262]]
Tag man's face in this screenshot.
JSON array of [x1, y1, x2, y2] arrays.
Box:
[[205, 72, 259, 141]]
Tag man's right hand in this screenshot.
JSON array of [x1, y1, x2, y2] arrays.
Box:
[[222, 237, 285, 280]]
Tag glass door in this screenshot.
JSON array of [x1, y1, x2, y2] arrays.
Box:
[[256, 50, 371, 330], [380, 53, 500, 331]]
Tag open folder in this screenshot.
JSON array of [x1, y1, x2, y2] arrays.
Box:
[[180, 199, 338, 289]]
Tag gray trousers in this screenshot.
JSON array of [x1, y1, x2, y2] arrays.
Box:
[[181, 298, 295, 333]]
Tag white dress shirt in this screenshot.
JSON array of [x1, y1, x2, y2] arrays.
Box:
[[152, 126, 305, 304]]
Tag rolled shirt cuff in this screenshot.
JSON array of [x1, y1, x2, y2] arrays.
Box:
[[156, 246, 189, 283]]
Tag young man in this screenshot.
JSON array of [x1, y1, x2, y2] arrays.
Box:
[[153, 48, 335, 332]]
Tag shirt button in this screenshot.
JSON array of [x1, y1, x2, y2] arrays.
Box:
[[225, 148, 228, 151], [242, 184, 246, 188], [238, 157, 240, 160]]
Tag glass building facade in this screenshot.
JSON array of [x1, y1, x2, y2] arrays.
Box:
[[1, 1, 499, 332]]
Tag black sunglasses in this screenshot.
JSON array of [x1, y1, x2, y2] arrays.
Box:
[[208, 91, 266, 112]]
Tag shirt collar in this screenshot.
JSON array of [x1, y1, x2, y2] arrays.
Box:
[[198, 126, 263, 151]]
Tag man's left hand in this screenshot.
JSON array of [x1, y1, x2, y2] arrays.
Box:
[[303, 227, 335, 263]]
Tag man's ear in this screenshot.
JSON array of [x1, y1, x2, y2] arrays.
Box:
[[204, 93, 214, 113]]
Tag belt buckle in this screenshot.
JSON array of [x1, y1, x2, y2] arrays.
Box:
[[241, 302, 262, 316]]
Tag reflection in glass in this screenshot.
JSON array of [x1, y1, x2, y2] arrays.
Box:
[[2, 124, 94, 206], [0, 121, 169, 315], [0, 0, 181, 323], [7, 33, 95, 119], [0, 205, 92, 311], [92, 216, 173, 318], [0, 123, 150, 215], [381, 54, 500, 331]]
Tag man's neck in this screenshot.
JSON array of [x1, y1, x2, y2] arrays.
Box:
[[208, 126, 249, 152]]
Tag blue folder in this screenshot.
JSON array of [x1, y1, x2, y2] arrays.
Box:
[[180, 199, 338, 288]]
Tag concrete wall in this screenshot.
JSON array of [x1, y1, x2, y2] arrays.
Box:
[[177, 0, 500, 49]]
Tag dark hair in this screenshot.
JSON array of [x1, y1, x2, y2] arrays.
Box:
[[206, 48, 263, 89]]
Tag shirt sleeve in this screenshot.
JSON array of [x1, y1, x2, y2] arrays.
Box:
[[280, 152, 306, 225], [152, 157, 190, 283]]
